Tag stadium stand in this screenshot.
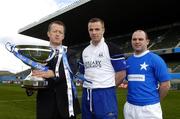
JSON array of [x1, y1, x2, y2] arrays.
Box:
[[149, 24, 180, 50], [102, 23, 180, 54], [172, 65, 180, 73], [0, 71, 14, 76], [16, 0, 180, 87], [107, 34, 133, 53]]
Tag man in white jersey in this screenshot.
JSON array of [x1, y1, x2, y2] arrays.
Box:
[[124, 30, 171, 119], [79, 18, 126, 119]]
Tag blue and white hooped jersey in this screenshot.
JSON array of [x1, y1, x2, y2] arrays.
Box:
[[126, 50, 171, 106], [81, 38, 126, 89]]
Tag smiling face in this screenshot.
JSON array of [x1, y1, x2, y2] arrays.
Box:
[[131, 30, 149, 55], [88, 20, 105, 46]]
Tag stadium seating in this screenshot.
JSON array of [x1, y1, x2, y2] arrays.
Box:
[[107, 34, 133, 53], [149, 25, 180, 50], [105, 23, 180, 53], [109, 24, 180, 52], [172, 65, 180, 73]]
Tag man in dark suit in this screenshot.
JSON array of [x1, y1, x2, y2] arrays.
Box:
[[32, 20, 81, 119]]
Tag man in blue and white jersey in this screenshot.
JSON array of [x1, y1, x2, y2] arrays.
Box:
[[79, 18, 126, 119], [124, 30, 171, 119]]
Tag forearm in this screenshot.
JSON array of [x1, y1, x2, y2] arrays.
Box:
[[115, 78, 124, 87], [115, 70, 126, 86], [159, 81, 171, 100]]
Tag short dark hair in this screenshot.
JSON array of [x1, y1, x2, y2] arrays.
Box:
[[133, 30, 149, 40], [48, 20, 66, 33], [88, 17, 105, 28]]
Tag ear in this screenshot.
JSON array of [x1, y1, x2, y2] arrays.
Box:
[[62, 34, 65, 39], [102, 28, 105, 34], [47, 31, 50, 38], [147, 39, 150, 45]]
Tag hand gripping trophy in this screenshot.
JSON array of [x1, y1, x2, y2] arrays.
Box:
[[5, 42, 56, 90]]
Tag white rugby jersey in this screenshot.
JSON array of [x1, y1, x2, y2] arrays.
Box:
[[82, 38, 125, 89]]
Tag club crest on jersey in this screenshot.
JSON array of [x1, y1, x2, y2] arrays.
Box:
[[140, 62, 149, 70], [98, 52, 103, 57]]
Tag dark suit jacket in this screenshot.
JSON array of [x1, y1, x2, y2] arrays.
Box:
[[36, 48, 81, 119]]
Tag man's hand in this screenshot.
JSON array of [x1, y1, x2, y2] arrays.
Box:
[[118, 81, 128, 88], [32, 70, 55, 78]]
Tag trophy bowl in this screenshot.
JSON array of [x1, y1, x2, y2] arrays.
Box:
[[6, 43, 56, 90]]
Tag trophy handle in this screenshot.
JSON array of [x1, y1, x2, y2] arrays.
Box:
[[5, 42, 15, 52], [5, 42, 49, 71]]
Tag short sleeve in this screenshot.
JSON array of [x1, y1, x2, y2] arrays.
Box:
[[107, 42, 127, 72]]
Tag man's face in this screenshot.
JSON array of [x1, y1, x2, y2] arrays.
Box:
[[88, 21, 105, 45], [47, 23, 64, 46], [131, 31, 149, 54]]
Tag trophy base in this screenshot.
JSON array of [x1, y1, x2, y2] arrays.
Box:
[[21, 76, 48, 90], [21, 80, 48, 90]]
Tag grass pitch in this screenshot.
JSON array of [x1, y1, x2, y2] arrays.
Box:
[[0, 84, 179, 119], [0, 84, 35, 119]]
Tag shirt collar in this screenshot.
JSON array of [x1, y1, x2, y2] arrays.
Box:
[[49, 44, 62, 50], [90, 37, 105, 47], [134, 50, 150, 57]]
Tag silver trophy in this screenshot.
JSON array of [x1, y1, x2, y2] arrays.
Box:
[[5, 42, 56, 90]]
